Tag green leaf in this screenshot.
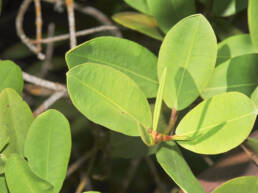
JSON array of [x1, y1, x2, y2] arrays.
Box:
[[112, 12, 163, 40], [246, 137, 258, 156], [83, 192, 101, 193], [5, 154, 54, 193], [0, 175, 9, 193], [212, 176, 258, 193], [24, 109, 71, 193], [66, 36, 159, 98], [175, 92, 258, 154], [216, 34, 257, 66], [67, 63, 152, 136], [153, 68, 167, 132], [0, 88, 34, 157], [0, 60, 23, 94], [124, 0, 150, 15], [110, 132, 158, 158], [251, 87, 258, 107], [248, 0, 258, 49], [202, 54, 258, 99], [156, 141, 205, 193], [158, 14, 217, 110], [147, 0, 196, 33], [212, 0, 248, 17]]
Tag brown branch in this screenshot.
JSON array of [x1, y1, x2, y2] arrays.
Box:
[[73, 4, 122, 37], [65, 0, 77, 48], [22, 72, 66, 91], [66, 151, 93, 178], [40, 23, 55, 77], [33, 90, 67, 117], [122, 158, 141, 193], [42, 0, 122, 37], [75, 146, 98, 193], [33, 0, 43, 52], [31, 25, 119, 44], [16, 0, 45, 60], [241, 144, 258, 167], [24, 84, 55, 96], [168, 108, 178, 135]]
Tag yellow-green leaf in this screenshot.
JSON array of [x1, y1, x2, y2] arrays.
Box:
[[67, 63, 152, 136], [158, 14, 217, 110], [175, 92, 257, 154], [112, 12, 163, 40]]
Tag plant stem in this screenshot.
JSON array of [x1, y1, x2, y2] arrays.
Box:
[[168, 108, 178, 135]]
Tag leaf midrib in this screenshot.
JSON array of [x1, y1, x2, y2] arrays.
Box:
[[175, 17, 201, 107], [176, 111, 256, 137], [69, 74, 144, 126], [69, 54, 158, 85]]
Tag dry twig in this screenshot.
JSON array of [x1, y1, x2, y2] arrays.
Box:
[[241, 144, 258, 166], [40, 23, 55, 77], [23, 71, 66, 91], [31, 25, 118, 44], [16, 0, 45, 59], [33, 90, 66, 117], [33, 0, 43, 52], [65, 0, 77, 48]]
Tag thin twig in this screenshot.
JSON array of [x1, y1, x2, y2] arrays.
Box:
[[42, 0, 122, 37], [145, 157, 168, 193], [23, 71, 66, 91], [40, 23, 55, 77], [202, 155, 214, 167], [33, 91, 66, 117], [66, 151, 93, 178], [16, 0, 45, 60], [31, 25, 119, 44], [74, 4, 122, 37], [241, 144, 258, 167], [65, 0, 77, 48], [33, 0, 43, 52], [75, 145, 98, 193], [33, 90, 66, 117], [122, 158, 141, 193], [24, 84, 55, 96]]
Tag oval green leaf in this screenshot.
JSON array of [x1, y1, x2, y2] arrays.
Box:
[[156, 141, 205, 193], [0, 88, 34, 157], [112, 12, 163, 40], [212, 176, 258, 193], [216, 34, 257, 66], [175, 92, 258, 154], [5, 154, 54, 193], [0, 60, 23, 94], [24, 109, 71, 193], [66, 36, 158, 98], [202, 54, 258, 99], [248, 0, 258, 49], [212, 0, 248, 17], [158, 14, 217, 110], [147, 0, 196, 33], [124, 0, 150, 15], [67, 63, 152, 136]]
